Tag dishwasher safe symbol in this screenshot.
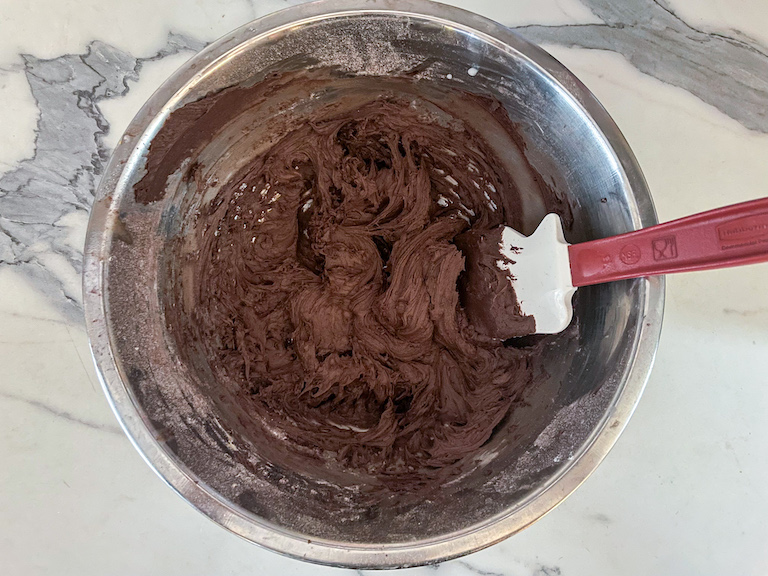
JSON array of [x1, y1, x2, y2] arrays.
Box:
[[652, 236, 678, 260]]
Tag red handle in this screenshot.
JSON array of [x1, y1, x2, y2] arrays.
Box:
[[569, 197, 768, 287]]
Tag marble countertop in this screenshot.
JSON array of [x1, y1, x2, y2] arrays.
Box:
[[2, 0, 767, 574]]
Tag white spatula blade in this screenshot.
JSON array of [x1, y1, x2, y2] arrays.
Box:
[[497, 213, 576, 334]]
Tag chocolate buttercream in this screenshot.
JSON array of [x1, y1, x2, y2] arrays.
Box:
[[160, 76, 564, 491], [455, 227, 535, 340]]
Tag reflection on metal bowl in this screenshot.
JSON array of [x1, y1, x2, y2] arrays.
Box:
[[83, 0, 663, 568]]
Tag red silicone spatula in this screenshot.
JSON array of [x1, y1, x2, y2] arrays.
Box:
[[461, 196, 768, 339]]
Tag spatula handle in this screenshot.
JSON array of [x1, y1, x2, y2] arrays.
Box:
[[569, 197, 768, 287]]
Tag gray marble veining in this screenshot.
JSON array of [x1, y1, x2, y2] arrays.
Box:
[[0, 389, 122, 434], [456, 561, 506, 576], [0, 34, 204, 322], [515, 0, 768, 132], [2, 0, 768, 321]]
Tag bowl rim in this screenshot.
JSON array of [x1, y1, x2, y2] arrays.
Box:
[[82, 0, 665, 568]]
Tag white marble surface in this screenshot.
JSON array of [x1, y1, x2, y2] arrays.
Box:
[[1, 0, 768, 574]]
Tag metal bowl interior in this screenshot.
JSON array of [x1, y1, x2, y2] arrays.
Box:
[[83, 0, 663, 568]]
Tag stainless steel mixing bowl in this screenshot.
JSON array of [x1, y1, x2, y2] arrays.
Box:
[[83, 0, 664, 568]]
